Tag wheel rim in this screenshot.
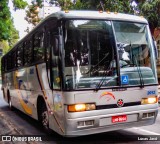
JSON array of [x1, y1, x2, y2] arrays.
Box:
[[41, 111, 49, 127], [9, 98, 12, 108]]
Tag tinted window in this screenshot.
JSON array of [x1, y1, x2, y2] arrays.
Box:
[[24, 40, 32, 66], [17, 45, 24, 67], [11, 50, 17, 69], [33, 32, 45, 62]]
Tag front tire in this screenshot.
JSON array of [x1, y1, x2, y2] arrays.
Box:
[[39, 103, 50, 132]]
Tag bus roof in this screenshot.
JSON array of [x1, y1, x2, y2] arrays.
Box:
[[2, 11, 148, 57], [46, 10, 148, 24]]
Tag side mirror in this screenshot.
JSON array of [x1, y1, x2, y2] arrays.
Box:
[[154, 40, 158, 60], [152, 37, 158, 59]]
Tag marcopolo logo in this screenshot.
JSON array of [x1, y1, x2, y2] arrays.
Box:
[[117, 99, 124, 107], [147, 91, 156, 95], [100, 92, 115, 102]]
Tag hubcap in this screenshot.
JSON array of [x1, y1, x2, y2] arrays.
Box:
[[9, 99, 12, 108], [41, 111, 48, 127]]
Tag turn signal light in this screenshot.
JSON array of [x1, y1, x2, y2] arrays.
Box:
[[141, 96, 158, 104], [68, 103, 96, 112]]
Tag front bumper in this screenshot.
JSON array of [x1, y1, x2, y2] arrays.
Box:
[[64, 107, 158, 136]]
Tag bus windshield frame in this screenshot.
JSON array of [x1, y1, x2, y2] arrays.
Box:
[[63, 19, 157, 90]]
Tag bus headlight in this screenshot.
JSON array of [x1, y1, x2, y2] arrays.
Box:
[[68, 103, 96, 112], [141, 96, 158, 104]]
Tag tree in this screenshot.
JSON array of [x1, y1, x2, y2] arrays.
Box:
[[8, 23, 19, 48], [0, 0, 12, 41], [25, 3, 41, 26], [0, 0, 27, 56], [12, 0, 28, 10], [135, 0, 160, 35], [25, 0, 160, 35], [0, 41, 10, 55], [0, 0, 27, 41]]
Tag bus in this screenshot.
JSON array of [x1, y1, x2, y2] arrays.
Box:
[[1, 11, 159, 136]]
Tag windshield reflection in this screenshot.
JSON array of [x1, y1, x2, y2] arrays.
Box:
[[64, 20, 157, 90], [64, 20, 117, 90]]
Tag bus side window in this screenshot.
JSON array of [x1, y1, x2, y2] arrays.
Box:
[[47, 20, 61, 90], [24, 39, 32, 66], [17, 45, 24, 67], [7, 54, 12, 71], [33, 31, 45, 63], [12, 50, 17, 69], [1, 57, 4, 72], [51, 32, 61, 89]]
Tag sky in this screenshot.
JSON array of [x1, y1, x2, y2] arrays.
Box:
[[9, 0, 32, 39], [9, 0, 61, 39]]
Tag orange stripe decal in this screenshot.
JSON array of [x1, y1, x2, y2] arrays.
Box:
[[100, 92, 115, 101], [14, 71, 32, 115]]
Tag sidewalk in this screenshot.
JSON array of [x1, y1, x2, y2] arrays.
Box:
[[0, 109, 23, 135]]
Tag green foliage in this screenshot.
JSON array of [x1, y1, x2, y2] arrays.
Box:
[[0, 0, 20, 51], [26, 0, 160, 34], [136, 0, 160, 33], [0, 40, 10, 74], [12, 0, 28, 10], [0, 41, 10, 55], [0, 0, 12, 41], [8, 24, 19, 48], [25, 4, 41, 26]]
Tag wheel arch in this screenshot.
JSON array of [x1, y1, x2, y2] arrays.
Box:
[[37, 95, 46, 120]]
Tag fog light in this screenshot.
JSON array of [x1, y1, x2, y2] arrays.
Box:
[[142, 112, 155, 119], [78, 121, 85, 127], [142, 113, 147, 118], [85, 120, 94, 126], [148, 112, 155, 117]]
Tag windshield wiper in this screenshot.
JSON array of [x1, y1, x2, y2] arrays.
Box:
[[129, 43, 144, 88], [95, 75, 117, 92], [85, 53, 109, 74], [133, 54, 144, 88], [94, 63, 117, 91]]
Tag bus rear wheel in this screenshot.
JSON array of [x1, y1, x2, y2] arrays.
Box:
[[8, 97, 14, 110], [8, 91, 13, 110]]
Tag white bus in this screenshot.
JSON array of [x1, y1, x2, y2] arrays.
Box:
[[1, 11, 159, 136]]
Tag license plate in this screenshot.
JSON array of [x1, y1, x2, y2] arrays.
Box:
[[112, 115, 127, 123]]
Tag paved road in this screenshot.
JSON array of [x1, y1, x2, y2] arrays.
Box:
[[0, 90, 160, 144]]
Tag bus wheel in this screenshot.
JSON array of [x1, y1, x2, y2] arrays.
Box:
[[8, 96, 13, 110], [39, 104, 50, 132]]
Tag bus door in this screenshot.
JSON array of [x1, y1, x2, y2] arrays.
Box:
[[45, 19, 65, 134]]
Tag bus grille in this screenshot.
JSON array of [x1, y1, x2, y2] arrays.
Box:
[[96, 102, 141, 110]]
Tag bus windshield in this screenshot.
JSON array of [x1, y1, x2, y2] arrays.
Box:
[[113, 22, 156, 86], [64, 20, 156, 90]]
